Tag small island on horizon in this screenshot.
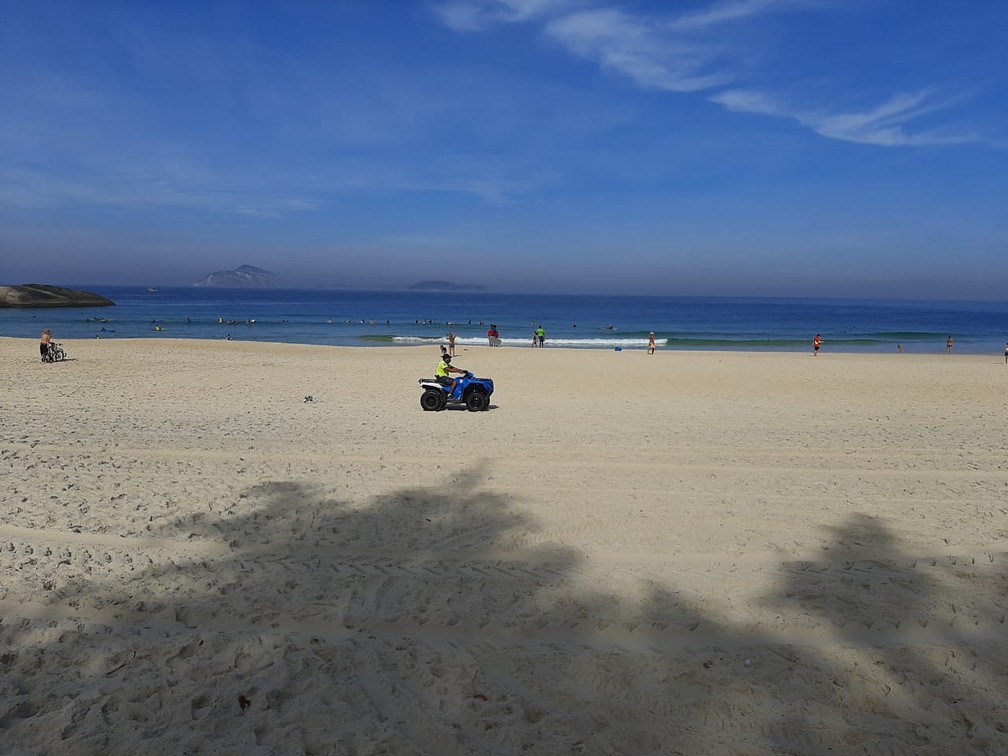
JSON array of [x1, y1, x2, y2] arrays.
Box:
[[407, 280, 487, 292], [194, 265, 281, 288], [0, 284, 115, 308]]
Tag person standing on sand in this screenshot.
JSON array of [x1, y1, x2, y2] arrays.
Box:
[[40, 328, 52, 361], [648, 332, 656, 355], [535, 324, 545, 348], [946, 335, 953, 353], [447, 332, 456, 357], [813, 333, 821, 357]]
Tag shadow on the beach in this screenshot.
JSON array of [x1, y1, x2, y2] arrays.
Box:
[[755, 514, 1008, 752], [2, 472, 1006, 754]]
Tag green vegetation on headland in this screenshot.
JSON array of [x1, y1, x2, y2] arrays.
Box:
[[0, 284, 115, 308]]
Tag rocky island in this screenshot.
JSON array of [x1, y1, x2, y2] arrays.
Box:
[[0, 284, 115, 308], [408, 280, 487, 292], [194, 265, 281, 288]]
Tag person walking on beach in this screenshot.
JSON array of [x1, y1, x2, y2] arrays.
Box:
[[946, 335, 953, 353], [813, 333, 821, 357], [535, 324, 545, 348], [40, 328, 52, 361], [647, 331, 656, 355]]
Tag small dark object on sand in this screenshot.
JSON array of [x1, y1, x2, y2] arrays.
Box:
[[239, 694, 251, 710]]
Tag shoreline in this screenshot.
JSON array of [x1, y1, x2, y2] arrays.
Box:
[[3, 287, 1006, 354], [3, 336, 1006, 752], [4, 334, 1006, 358]]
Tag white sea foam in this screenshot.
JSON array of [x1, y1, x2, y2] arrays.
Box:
[[392, 335, 657, 348]]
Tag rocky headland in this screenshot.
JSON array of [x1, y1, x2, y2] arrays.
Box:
[[0, 284, 115, 308]]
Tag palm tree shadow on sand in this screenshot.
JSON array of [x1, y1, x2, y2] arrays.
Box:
[[2, 473, 1006, 754]]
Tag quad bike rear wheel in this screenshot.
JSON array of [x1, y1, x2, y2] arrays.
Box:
[[420, 389, 446, 411]]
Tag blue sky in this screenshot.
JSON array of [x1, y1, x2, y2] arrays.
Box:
[[1, 0, 1005, 297]]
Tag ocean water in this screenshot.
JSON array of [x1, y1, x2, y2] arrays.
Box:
[[2, 286, 1007, 354]]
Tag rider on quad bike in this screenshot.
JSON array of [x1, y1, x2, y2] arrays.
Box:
[[419, 352, 494, 412], [435, 353, 467, 395]]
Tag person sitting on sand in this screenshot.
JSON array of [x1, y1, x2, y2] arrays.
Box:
[[40, 328, 52, 361], [435, 353, 467, 396]]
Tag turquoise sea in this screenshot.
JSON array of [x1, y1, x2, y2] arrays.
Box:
[[2, 286, 1007, 354]]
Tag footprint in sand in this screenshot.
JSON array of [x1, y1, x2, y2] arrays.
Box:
[[191, 693, 211, 721]]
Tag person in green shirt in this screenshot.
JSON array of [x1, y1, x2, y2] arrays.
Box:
[[435, 353, 467, 396], [535, 324, 545, 347]]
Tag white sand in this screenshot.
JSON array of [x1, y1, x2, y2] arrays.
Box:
[[2, 336, 1007, 754]]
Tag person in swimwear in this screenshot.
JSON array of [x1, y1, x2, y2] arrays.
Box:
[[40, 328, 52, 361], [813, 333, 821, 356]]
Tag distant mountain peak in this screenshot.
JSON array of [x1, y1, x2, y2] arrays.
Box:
[[194, 265, 281, 288]]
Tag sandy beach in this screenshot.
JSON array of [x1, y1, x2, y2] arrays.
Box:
[[1, 335, 1006, 755]]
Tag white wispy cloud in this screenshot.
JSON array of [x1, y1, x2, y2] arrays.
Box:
[[432, 0, 993, 148], [546, 9, 727, 92], [711, 88, 981, 147], [666, 0, 818, 31], [0, 159, 327, 217], [433, 0, 570, 32]]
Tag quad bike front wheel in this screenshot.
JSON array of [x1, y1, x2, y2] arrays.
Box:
[[465, 391, 488, 412], [420, 389, 446, 411]]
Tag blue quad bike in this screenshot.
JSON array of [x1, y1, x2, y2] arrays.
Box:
[[419, 371, 493, 412]]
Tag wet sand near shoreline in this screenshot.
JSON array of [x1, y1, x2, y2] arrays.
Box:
[[2, 336, 1007, 754]]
